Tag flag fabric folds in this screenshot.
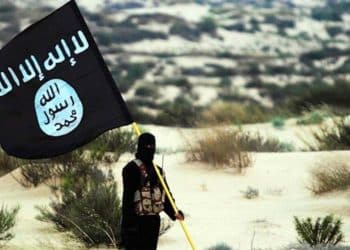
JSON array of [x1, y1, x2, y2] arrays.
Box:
[[0, 0, 133, 159]]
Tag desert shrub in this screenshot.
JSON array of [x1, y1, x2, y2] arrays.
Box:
[[19, 151, 89, 188], [234, 132, 294, 152], [207, 242, 232, 250], [169, 21, 201, 41], [294, 215, 344, 246], [334, 58, 350, 74], [309, 157, 350, 194], [37, 165, 122, 247], [0, 149, 21, 177], [125, 101, 155, 124], [307, 118, 350, 151], [219, 77, 231, 88], [126, 63, 149, 80], [297, 108, 330, 125], [95, 28, 167, 45], [198, 16, 217, 33], [284, 244, 350, 250], [112, 62, 150, 93], [135, 84, 159, 98], [0, 205, 20, 243], [200, 102, 270, 125], [326, 26, 343, 37], [187, 129, 252, 172], [290, 81, 350, 112], [206, 64, 236, 77], [223, 22, 246, 32], [84, 129, 137, 162], [300, 48, 345, 63], [271, 116, 285, 129], [311, 7, 342, 21], [155, 97, 199, 127], [241, 186, 259, 199], [19, 129, 136, 187], [156, 77, 192, 91]]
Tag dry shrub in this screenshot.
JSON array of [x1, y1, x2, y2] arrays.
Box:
[[309, 157, 350, 194], [200, 101, 269, 125], [187, 128, 252, 171], [306, 118, 350, 151], [0, 148, 21, 177]]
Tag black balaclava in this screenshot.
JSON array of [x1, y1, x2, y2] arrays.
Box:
[[135, 132, 156, 164], [135, 132, 158, 187]]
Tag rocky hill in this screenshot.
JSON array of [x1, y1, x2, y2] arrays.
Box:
[[1, 0, 350, 126]]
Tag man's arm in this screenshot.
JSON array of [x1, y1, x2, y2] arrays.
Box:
[[122, 163, 138, 217]]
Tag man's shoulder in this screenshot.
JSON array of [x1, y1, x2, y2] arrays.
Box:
[[122, 160, 138, 173]]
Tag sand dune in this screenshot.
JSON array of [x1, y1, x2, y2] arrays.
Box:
[[1, 125, 350, 249]]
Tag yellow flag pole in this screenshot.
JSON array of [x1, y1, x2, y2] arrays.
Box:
[[131, 122, 197, 250]]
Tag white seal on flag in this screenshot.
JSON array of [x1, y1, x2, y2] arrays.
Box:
[[34, 78, 83, 137]]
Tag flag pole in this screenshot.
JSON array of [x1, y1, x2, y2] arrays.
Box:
[[131, 122, 197, 250]]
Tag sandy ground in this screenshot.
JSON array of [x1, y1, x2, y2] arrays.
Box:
[[1, 124, 350, 250]]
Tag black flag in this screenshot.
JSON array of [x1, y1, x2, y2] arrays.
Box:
[[0, 1, 133, 159]]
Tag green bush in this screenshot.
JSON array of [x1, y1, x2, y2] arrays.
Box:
[[296, 109, 328, 125], [294, 215, 344, 246], [95, 28, 167, 45], [311, 7, 342, 21], [198, 16, 217, 33], [135, 84, 159, 98], [326, 26, 343, 37], [37, 165, 122, 247], [0, 205, 20, 243], [84, 129, 137, 162], [169, 21, 201, 41], [156, 77, 192, 91], [271, 116, 285, 129], [155, 97, 199, 127], [219, 77, 231, 88], [290, 81, 350, 112]]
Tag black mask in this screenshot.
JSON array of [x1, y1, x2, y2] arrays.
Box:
[[135, 133, 156, 164]]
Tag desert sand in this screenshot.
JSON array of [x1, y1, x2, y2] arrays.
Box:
[[1, 124, 350, 250]]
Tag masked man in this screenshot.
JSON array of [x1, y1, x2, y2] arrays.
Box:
[[121, 132, 184, 250]]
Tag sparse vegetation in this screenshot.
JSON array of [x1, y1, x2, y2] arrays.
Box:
[[241, 186, 259, 199], [294, 215, 344, 246], [0, 149, 21, 177], [296, 108, 330, 125], [135, 84, 159, 98], [234, 132, 294, 152], [306, 118, 350, 151], [95, 28, 167, 45], [200, 102, 270, 125], [207, 242, 232, 250], [271, 116, 285, 129], [155, 97, 200, 127], [0, 205, 19, 244], [19, 129, 136, 188], [309, 157, 350, 194], [170, 21, 201, 41], [36, 159, 122, 247], [198, 16, 217, 33], [187, 129, 252, 172]]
